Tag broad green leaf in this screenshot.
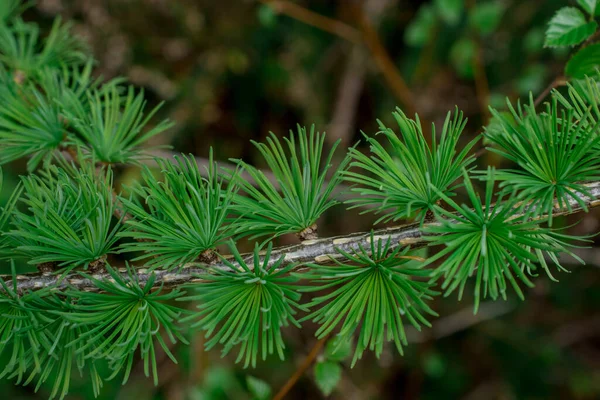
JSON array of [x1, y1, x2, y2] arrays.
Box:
[[314, 361, 342, 397], [577, 0, 597, 16], [405, 5, 437, 46], [544, 7, 597, 47], [469, 1, 504, 36], [246, 376, 272, 400], [324, 337, 352, 362], [565, 43, 600, 78], [449, 38, 475, 79], [435, 0, 464, 26]]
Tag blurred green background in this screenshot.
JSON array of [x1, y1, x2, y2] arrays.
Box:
[[1, 0, 599, 399]]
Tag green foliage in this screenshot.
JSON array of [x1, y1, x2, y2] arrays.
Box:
[[246, 376, 271, 400], [314, 360, 342, 397], [565, 43, 600, 78], [119, 152, 237, 269], [181, 242, 305, 368], [301, 233, 438, 366], [7, 159, 121, 273], [0, 17, 87, 77], [469, 1, 505, 36], [231, 126, 348, 241], [345, 108, 478, 224], [423, 169, 580, 313], [434, 0, 463, 26], [0, 275, 50, 386], [405, 4, 437, 46], [0, 75, 66, 170], [485, 96, 600, 225], [577, 0, 598, 16], [63, 264, 187, 385], [544, 7, 597, 48], [64, 85, 174, 164]]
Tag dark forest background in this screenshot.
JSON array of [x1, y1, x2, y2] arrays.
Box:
[[1, 0, 599, 399]]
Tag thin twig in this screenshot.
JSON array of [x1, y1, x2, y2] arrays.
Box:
[[4, 181, 600, 293], [273, 335, 329, 400], [352, 4, 416, 115], [533, 76, 567, 108], [259, 0, 362, 43], [260, 0, 417, 115]]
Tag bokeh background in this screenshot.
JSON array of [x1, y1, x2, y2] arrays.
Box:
[[1, 0, 599, 399]]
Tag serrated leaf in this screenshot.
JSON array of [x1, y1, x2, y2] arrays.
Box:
[[434, 0, 464, 26], [314, 361, 342, 397], [405, 5, 437, 46], [324, 337, 352, 362], [565, 43, 600, 78], [577, 0, 597, 16], [544, 7, 597, 47], [246, 376, 272, 400], [469, 1, 504, 36]]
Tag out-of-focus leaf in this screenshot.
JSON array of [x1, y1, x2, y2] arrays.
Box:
[[565, 43, 600, 78], [523, 27, 545, 54], [246, 376, 272, 400], [469, 1, 505, 35], [314, 361, 342, 397], [449, 37, 475, 79], [435, 0, 464, 26], [544, 7, 597, 47], [405, 5, 437, 46], [516, 64, 547, 95], [577, 0, 598, 16], [324, 337, 352, 362], [257, 4, 277, 27]]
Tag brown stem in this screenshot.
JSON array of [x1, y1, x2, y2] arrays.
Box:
[[259, 0, 362, 43], [273, 336, 329, 400], [352, 5, 416, 115], [260, 0, 417, 115], [533, 76, 567, 108]]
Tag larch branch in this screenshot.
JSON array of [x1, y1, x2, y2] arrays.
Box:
[[5, 181, 600, 293]]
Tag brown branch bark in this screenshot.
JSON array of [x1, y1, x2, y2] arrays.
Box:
[[5, 181, 600, 293], [273, 335, 329, 400]]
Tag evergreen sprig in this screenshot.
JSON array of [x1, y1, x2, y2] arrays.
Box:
[[181, 241, 305, 368], [119, 152, 238, 269], [300, 233, 438, 366], [63, 264, 188, 386], [0, 17, 87, 79], [231, 125, 349, 241], [64, 85, 173, 164], [486, 95, 600, 225], [423, 169, 581, 313], [345, 108, 478, 224], [7, 158, 121, 273]]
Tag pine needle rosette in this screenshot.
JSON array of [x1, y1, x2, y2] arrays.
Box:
[[63, 264, 188, 386], [0, 271, 53, 386], [230, 125, 349, 241], [300, 233, 438, 366], [345, 108, 478, 224], [423, 168, 582, 313], [485, 95, 600, 225], [119, 151, 238, 269], [0, 17, 88, 78], [63, 84, 174, 164], [181, 241, 305, 368], [7, 159, 122, 273]]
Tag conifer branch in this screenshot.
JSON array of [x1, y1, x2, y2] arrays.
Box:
[[6, 181, 600, 293]]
